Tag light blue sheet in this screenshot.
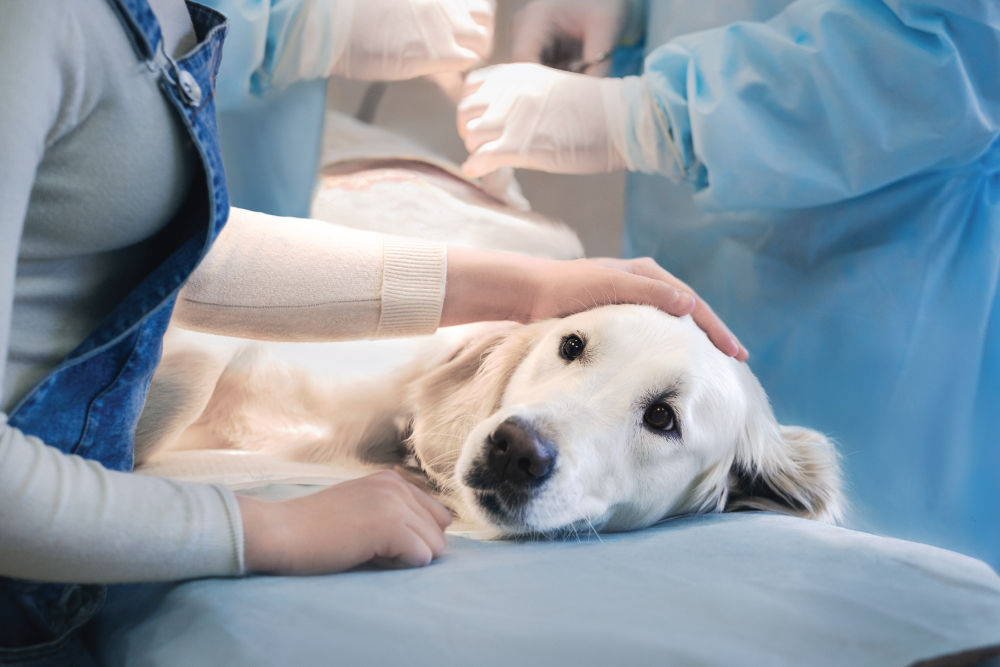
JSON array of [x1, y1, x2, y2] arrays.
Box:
[[92, 510, 1000, 666]]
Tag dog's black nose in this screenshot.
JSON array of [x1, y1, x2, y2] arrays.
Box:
[[487, 417, 556, 486]]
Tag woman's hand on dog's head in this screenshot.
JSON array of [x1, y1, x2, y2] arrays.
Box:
[[237, 470, 453, 575], [441, 248, 748, 361], [585, 256, 749, 361]]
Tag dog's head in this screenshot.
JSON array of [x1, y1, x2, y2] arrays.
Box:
[[408, 305, 842, 536]]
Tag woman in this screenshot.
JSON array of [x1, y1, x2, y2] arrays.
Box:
[[0, 0, 737, 661]]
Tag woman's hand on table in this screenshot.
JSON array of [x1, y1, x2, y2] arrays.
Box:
[[238, 470, 453, 574]]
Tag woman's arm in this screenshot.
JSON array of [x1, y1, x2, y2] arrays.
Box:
[[0, 417, 244, 583], [177, 208, 746, 357], [174, 207, 447, 341]]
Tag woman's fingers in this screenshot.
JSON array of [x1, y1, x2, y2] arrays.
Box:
[[367, 471, 450, 564], [586, 257, 748, 360], [373, 527, 437, 568], [404, 482, 454, 530]]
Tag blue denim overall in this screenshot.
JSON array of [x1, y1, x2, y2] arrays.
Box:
[[0, 1, 229, 663]]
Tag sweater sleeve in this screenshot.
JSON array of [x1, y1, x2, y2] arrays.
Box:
[[199, 0, 350, 108], [0, 416, 244, 583], [173, 207, 447, 341]]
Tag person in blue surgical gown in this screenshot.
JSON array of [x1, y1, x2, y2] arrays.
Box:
[[201, 0, 494, 216], [456, 0, 1000, 568]]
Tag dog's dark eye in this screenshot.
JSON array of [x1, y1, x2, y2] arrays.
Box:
[[559, 334, 586, 361], [643, 402, 677, 433]]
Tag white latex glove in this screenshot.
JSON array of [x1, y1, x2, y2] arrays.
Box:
[[458, 63, 627, 177], [276, 0, 494, 84], [511, 0, 631, 76]]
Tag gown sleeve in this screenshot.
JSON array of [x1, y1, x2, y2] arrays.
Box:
[[200, 0, 349, 107], [617, 0, 1000, 210]]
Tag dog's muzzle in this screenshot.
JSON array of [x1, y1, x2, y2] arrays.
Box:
[[486, 417, 557, 486], [463, 417, 557, 523]]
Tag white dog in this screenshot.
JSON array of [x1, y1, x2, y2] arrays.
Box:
[[137, 304, 843, 537]]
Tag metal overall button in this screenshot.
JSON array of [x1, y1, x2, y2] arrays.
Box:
[[177, 69, 202, 107]]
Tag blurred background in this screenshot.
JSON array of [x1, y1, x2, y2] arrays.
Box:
[[325, 0, 626, 258]]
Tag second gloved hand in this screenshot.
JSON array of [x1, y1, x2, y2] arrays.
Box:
[[458, 63, 628, 177]]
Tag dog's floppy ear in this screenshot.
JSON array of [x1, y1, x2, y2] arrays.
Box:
[[411, 321, 530, 416], [725, 371, 844, 524], [407, 321, 536, 482]]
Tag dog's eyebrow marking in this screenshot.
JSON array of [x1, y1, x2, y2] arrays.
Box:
[[640, 386, 681, 406]]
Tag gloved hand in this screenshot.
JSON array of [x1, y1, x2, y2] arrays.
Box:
[[458, 63, 628, 177], [510, 0, 632, 76], [275, 0, 494, 84]]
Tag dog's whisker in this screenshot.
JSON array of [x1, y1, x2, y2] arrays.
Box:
[[584, 517, 604, 543]]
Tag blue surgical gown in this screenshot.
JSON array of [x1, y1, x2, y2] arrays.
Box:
[[199, 0, 331, 217], [618, 1, 1000, 567]]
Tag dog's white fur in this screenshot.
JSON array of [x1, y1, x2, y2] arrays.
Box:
[[138, 305, 843, 536]]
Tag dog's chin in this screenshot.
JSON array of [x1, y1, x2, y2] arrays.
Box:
[[469, 489, 533, 534], [455, 485, 607, 538]]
